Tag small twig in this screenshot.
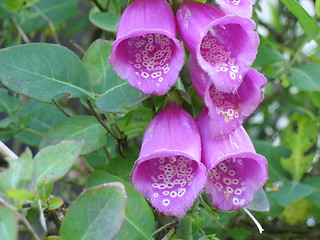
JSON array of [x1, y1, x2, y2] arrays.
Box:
[[33, 5, 60, 44], [69, 39, 86, 55], [161, 228, 175, 240], [103, 146, 112, 161], [52, 98, 72, 117], [0, 141, 19, 160], [147, 98, 156, 117], [91, 0, 105, 11], [24, 128, 44, 137], [0, 197, 41, 240], [105, 113, 125, 138], [152, 221, 177, 236], [86, 98, 120, 140], [11, 16, 30, 43]]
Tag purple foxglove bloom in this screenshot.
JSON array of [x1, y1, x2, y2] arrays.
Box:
[[131, 102, 207, 217], [197, 108, 268, 211], [108, 0, 184, 95], [216, 0, 256, 18], [189, 56, 266, 136], [176, 1, 259, 93]]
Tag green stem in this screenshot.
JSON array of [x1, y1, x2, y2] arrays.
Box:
[[24, 128, 44, 137]]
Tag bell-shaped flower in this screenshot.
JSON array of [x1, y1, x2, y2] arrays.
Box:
[[190, 56, 266, 136], [197, 108, 268, 211], [108, 0, 184, 95], [216, 0, 256, 18], [176, 1, 259, 93], [131, 102, 207, 217]]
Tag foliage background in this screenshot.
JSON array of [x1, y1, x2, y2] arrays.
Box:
[[0, 0, 320, 239]]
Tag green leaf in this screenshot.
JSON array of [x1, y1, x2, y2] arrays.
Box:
[[48, 197, 63, 210], [308, 92, 320, 108], [60, 182, 127, 240], [19, 0, 80, 33], [246, 189, 270, 212], [268, 182, 315, 207], [35, 140, 83, 184], [87, 171, 155, 240], [280, 0, 320, 42], [279, 198, 313, 224], [253, 140, 287, 183], [253, 45, 285, 67], [177, 216, 193, 240], [0, 149, 34, 192], [0, 206, 17, 240], [89, 9, 120, 32], [0, 89, 22, 115], [287, 64, 320, 92], [40, 116, 107, 155], [6, 188, 35, 201], [280, 114, 317, 181], [317, 0, 320, 18], [86, 40, 147, 112], [302, 176, 320, 207], [26, 201, 47, 239], [0, 44, 92, 102], [105, 146, 139, 182], [14, 102, 68, 147], [5, 0, 40, 11]]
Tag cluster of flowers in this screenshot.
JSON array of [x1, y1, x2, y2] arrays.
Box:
[[109, 0, 268, 218]]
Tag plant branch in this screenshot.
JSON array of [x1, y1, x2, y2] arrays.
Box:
[[0, 140, 18, 160], [86, 98, 120, 140], [91, 0, 105, 11], [11, 16, 30, 43], [69, 39, 86, 55], [147, 98, 156, 117], [52, 98, 72, 117], [0, 197, 41, 240], [33, 5, 60, 44], [152, 220, 177, 236], [161, 228, 175, 240], [103, 146, 112, 161], [105, 113, 125, 138]]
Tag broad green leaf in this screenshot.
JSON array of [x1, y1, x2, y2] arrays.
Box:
[[105, 146, 139, 182], [5, 0, 39, 11], [253, 45, 285, 67], [0, 149, 34, 192], [60, 182, 127, 240], [26, 201, 47, 239], [280, 114, 317, 181], [317, 0, 320, 18], [40, 116, 107, 155], [177, 216, 193, 240], [0, 44, 92, 102], [48, 197, 63, 210], [87, 171, 155, 240], [37, 182, 53, 202], [0, 206, 17, 240], [279, 198, 313, 224], [35, 140, 83, 184], [86, 41, 147, 112], [0, 89, 22, 115], [14, 102, 68, 147], [280, 0, 320, 42], [253, 140, 287, 183], [89, 9, 120, 32], [308, 92, 320, 108], [287, 64, 320, 92], [303, 176, 320, 207], [268, 182, 315, 207], [6, 189, 35, 201], [19, 0, 80, 33]]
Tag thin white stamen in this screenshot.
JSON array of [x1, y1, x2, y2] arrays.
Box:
[[243, 207, 264, 234]]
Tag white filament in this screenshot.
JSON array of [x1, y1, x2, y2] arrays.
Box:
[[243, 207, 264, 234]]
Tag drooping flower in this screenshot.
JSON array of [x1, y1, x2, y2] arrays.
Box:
[[176, 1, 259, 93], [131, 102, 207, 217], [189, 56, 266, 136], [197, 108, 268, 211], [108, 0, 184, 95], [215, 0, 256, 18]]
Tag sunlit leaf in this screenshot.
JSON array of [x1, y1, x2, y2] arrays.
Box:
[[0, 206, 17, 240]]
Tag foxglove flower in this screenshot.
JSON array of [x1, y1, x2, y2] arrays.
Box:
[[176, 1, 259, 93], [131, 102, 207, 217], [197, 109, 268, 211], [108, 0, 184, 95], [216, 0, 256, 18], [190, 56, 266, 136]]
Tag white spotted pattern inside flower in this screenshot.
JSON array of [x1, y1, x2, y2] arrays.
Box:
[[223, 0, 241, 5], [208, 158, 246, 207], [123, 33, 174, 86], [150, 156, 196, 207], [200, 27, 242, 82], [209, 84, 240, 123]]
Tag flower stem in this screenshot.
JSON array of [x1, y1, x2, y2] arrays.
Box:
[[152, 220, 177, 236]]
